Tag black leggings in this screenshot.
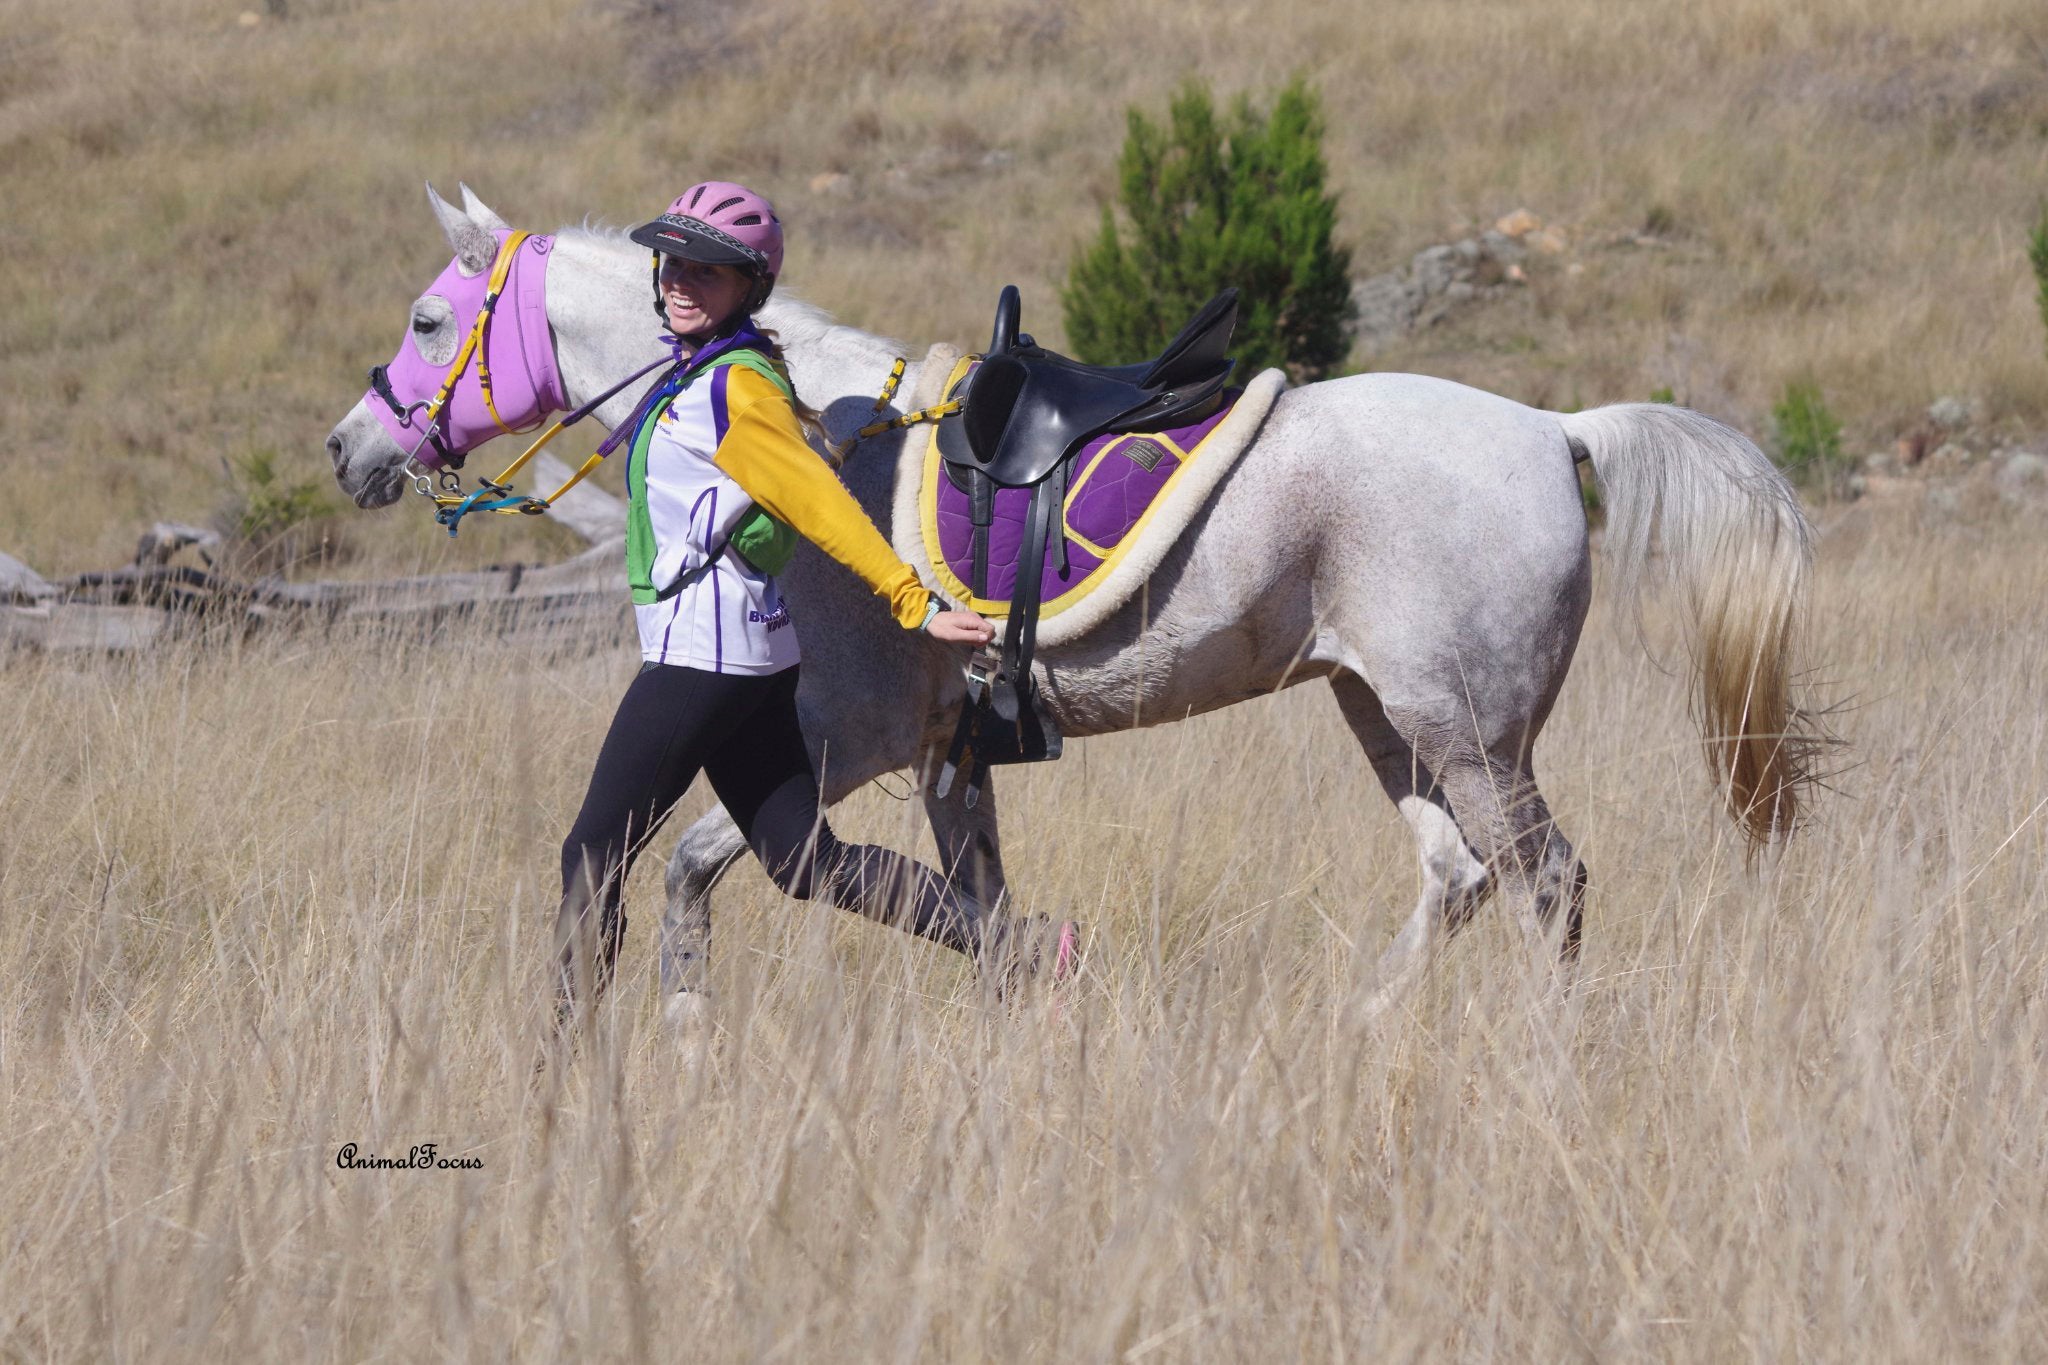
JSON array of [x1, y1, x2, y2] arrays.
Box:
[[557, 663, 989, 998]]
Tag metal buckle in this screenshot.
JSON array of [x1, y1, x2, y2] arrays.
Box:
[[964, 649, 999, 703]]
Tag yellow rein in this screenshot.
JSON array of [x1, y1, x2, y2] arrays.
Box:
[[825, 356, 965, 468]]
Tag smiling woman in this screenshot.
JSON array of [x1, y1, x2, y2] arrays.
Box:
[[656, 257, 749, 338], [543, 180, 1070, 1028]]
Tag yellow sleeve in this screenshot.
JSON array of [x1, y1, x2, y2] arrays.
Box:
[[712, 367, 933, 630]]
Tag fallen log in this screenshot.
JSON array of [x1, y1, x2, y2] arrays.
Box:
[[1, 604, 168, 653], [3, 535, 631, 655], [1, 551, 56, 606]]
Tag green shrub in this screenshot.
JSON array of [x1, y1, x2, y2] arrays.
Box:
[[1770, 380, 1846, 490], [1062, 78, 1355, 382], [2029, 202, 2048, 361], [217, 446, 344, 571], [1648, 385, 1676, 404]]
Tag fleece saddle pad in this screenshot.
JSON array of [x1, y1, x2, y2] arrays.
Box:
[[890, 350, 1287, 648]]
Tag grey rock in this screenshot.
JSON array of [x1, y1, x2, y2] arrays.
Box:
[[1348, 272, 1421, 349], [1995, 451, 2048, 506], [1348, 229, 1536, 352], [1477, 229, 1524, 261], [1, 604, 166, 653], [1412, 245, 1464, 295], [1928, 395, 1970, 430]]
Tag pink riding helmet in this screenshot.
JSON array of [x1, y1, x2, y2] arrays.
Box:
[[629, 181, 784, 312]]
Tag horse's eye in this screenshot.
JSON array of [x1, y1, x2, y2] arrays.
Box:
[[412, 313, 435, 333]]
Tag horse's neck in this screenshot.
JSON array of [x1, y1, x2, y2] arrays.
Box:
[[543, 233, 666, 430], [754, 296, 918, 427], [544, 229, 917, 436]]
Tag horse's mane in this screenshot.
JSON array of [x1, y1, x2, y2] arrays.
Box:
[[556, 221, 909, 369]]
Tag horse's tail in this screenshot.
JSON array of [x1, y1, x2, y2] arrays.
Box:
[[1559, 403, 1817, 849]]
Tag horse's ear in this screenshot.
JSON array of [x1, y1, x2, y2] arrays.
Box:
[[427, 182, 495, 277], [457, 183, 511, 233]]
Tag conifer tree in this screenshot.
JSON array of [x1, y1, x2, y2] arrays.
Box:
[[1062, 79, 1355, 382]]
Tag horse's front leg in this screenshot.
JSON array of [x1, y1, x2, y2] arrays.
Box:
[[659, 807, 750, 1021], [656, 669, 933, 1021], [920, 759, 1010, 914]]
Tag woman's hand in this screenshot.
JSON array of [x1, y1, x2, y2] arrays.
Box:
[[925, 609, 998, 647]]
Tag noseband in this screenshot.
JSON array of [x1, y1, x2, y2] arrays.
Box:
[[366, 361, 458, 470]]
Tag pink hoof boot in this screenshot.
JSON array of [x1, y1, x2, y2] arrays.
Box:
[[1052, 920, 1083, 984], [983, 915, 1085, 1002]]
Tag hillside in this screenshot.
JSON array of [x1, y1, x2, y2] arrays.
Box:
[[4, 0, 2048, 575]]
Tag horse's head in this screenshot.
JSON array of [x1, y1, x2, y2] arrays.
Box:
[[326, 184, 564, 508]]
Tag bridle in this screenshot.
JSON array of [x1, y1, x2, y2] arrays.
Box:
[[366, 230, 550, 495], [367, 229, 676, 533], [366, 361, 457, 472]]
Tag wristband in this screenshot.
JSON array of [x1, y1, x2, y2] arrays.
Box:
[[918, 598, 942, 633]]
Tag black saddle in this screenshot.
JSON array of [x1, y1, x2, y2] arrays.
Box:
[[934, 285, 1238, 804]]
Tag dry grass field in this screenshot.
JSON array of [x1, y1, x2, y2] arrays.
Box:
[[4, 505, 2047, 1360], [7, 0, 2048, 1358]]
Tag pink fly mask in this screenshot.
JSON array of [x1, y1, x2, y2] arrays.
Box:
[[364, 230, 566, 471]]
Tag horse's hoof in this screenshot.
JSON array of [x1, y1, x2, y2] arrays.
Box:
[[662, 990, 714, 1031], [986, 916, 1084, 1002]]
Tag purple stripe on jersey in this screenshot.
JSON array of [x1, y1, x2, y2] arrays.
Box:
[[711, 365, 732, 446], [708, 487, 724, 672], [711, 556, 724, 673], [684, 487, 715, 574], [685, 486, 715, 539], [659, 593, 682, 665]]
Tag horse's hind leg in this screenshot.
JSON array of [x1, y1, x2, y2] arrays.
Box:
[[1432, 742, 1588, 964], [1331, 675, 1493, 1011]]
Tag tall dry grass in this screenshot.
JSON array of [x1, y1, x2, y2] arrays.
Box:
[[6, 0, 2048, 1355], [3, 505, 2045, 1359], [4, 0, 2048, 575]]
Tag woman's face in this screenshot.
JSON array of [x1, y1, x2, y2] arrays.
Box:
[[658, 256, 752, 338]]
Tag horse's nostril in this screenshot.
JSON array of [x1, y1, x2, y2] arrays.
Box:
[[326, 433, 343, 462]]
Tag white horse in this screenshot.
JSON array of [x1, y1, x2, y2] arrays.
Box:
[[326, 189, 1816, 1010]]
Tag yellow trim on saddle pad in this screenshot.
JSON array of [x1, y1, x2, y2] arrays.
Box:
[[916, 353, 1223, 623]]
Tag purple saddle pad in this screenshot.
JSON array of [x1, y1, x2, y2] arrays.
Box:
[[930, 390, 1240, 610]]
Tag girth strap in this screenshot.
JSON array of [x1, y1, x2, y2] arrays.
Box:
[[935, 463, 1067, 806], [969, 467, 993, 599]]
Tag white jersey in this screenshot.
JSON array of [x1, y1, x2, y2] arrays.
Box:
[[630, 363, 799, 674]]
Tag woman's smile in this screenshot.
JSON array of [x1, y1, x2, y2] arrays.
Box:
[[659, 258, 749, 338]]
